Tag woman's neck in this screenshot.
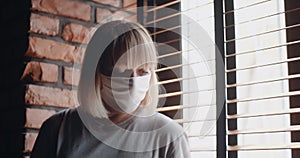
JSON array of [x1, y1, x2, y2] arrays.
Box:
[[103, 103, 133, 124], [108, 111, 132, 124]]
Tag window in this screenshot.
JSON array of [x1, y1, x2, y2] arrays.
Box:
[[139, 0, 300, 157], [140, 0, 218, 157], [225, 0, 300, 157], [181, 0, 217, 157]]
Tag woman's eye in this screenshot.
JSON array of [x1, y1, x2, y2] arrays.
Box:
[[137, 69, 149, 76]]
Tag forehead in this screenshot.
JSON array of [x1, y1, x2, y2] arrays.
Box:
[[113, 47, 155, 71]]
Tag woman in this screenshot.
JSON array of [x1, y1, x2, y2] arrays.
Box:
[[31, 20, 191, 158]]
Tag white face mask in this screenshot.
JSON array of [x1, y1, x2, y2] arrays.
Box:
[[100, 73, 151, 113]]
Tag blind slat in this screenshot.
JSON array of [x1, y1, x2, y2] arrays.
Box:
[[158, 50, 181, 59], [228, 125, 300, 135], [190, 147, 216, 152], [225, 7, 300, 28], [159, 88, 214, 98], [158, 73, 214, 85], [146, 12, 180, 25], [157, 103, 214, 112], [188, 133, 216, 138], [226, 39, 300, 58], [147, 0, 180, 12], [227, 56, 300, 73], [227, 107, 300, 119], [227, 91, 300, 103], [227, 142, 300, 151], [151, 26, 180, 36], [175, 118, 215, 124], [225, 23, 300, 43], [156, 38, 180, 46], [227, 73, 300, 88], [224, 0, 271, 14]]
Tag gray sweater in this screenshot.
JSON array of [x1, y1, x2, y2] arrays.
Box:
[[31, 108, 191, 158]]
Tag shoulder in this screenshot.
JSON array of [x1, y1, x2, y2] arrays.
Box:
[[42, 108, 78, 128], [31, 108, 77, 157], [156, 113, 184, 135], [134, 112, 184, 137], [141, 113, 191, 157], [152, 112, 180, 127], [151, 114, 191, 157], [154, 112, 183, 129]]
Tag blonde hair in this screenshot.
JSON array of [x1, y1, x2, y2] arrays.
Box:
[[77, 20, 159, 118]]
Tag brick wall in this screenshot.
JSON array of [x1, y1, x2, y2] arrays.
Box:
[[21, 0, 137, 157]]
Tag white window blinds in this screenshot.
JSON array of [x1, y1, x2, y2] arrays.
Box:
[[141, 0, 218, 157], [224, 0, 300, 157]]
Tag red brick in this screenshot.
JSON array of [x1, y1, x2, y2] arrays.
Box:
[[96, 9, 132, 23], [96, 8, 113, 23], [92, 0, 121, 7], [63, 67, 80, 85], [24, 133, 38, 153], [25, 108, 56, 129], [25, 85, 77, 108], [124, 4, 137, 14], [62, 23, 91, 44], [21, 61, 58, 83], [26, 37, 79, 63], [111, 10, 133, 20], [123, 0, 136, 8], [31, 0, 91, 21], [127, 14, 137, 22], [75, 46, 86, 64], [30, 14, 59, 36]]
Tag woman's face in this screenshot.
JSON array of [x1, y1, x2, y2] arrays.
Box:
[[100, 64, 151, 115]]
